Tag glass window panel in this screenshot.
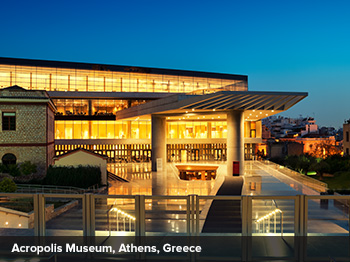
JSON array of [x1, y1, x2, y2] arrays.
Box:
[[65, 121, 73, 139], [115, 121, 123, 138], [131, 121, 139, 139], [99, 121, 107, 138], [185, 122, 193, 138], [56, 121, 65, 139], [178, 123, 186, 139], [65, 99, 73, 115], [107, 121, 114, 138], [73, 121, 82, 139], [91, 121, 98, 139], [82, 121, 89, 139], [122, 121, 130, 139], [106, 100, 115, 114], [139, 121, 147, 139], [147, 121, 151, 139]]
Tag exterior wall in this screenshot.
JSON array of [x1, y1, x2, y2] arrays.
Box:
[[0, 89, 55, 173], [0, 104, 47, 143], [0, 207, 29, 228], [0, 146, 47, 172], [54, 151, 107, 185]]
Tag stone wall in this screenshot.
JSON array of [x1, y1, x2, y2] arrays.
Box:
[[0, 94, 56, 172], [0, 104, 47, 143], [0, 146, 47, 174]]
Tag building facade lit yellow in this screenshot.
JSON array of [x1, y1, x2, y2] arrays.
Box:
[[0, 57, 307, 173]]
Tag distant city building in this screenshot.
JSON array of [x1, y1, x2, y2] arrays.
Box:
[[263, 116, 319, 138], [263, 115, 342, 158]]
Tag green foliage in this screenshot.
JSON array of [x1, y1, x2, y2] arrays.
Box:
[[19, 161, 37, 176], [271, 154, 350, 176], [310, 160, 330, 177], [44, 165, 101, 188], [284, 155, 316, 174], [0, 178, 17, 192], [323, 155, 350, 174], [322, 171, 350, 191], [3, 164, 21, 177], [0, 161, 37, 177]]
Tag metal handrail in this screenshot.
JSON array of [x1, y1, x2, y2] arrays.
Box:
[[254, 208, 283, 235], [0, 193, 350, 238]]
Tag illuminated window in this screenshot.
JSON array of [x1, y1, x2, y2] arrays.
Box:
[[2, 112, 16, 131]]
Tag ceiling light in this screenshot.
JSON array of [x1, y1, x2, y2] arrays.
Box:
[[192, 109, 195, 111], [213, 109, 216, 111], [272, 110, 274, 112], [185, 111, 188, 113], [253, 110, 255, 112]]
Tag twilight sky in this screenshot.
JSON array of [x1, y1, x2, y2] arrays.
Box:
[[1, 0, 349, 128]]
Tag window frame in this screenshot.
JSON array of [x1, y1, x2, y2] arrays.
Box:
[[2, 112, 16, 131]]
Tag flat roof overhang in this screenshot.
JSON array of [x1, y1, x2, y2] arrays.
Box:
[[114, 91, 308, 121]]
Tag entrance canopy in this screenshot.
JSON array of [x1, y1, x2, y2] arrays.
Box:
[[115, 91, 308, 121]]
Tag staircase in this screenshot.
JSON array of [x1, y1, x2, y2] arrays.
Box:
[[202, 176, 243, 233], [107, 171, 129, 183]]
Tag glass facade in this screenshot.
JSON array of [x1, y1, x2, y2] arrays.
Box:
[[52, 99, 141, 116], [55, 120, 151, 140], [0, 64, 247, 93], [0, 58, 259, 162], [167, 121, 227, 139]]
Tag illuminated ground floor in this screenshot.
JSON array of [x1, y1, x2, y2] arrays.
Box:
[[55, 141, 264, 163]]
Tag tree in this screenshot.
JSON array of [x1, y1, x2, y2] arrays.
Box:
[[19, 161, 37, 176], [310, 160, 330, 178], [309, 139, 342, 158], [0, 178, 17, 192]]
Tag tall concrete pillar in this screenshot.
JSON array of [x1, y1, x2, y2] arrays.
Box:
[[227, 110, 244, 176], [151, 115, 166, 171]]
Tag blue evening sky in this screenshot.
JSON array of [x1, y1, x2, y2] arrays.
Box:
[[1, 0, 349, 128]]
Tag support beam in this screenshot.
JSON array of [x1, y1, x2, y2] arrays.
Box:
[[151, 115, 166, 171], [227, 110, 244, 176]]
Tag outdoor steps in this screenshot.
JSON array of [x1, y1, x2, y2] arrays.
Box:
[[107, 171, 129, 183], [202, 177, 243, 233]]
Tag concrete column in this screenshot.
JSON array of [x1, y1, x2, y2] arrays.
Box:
[[151, 115, 166, 171], [227, 110, 244, 176]]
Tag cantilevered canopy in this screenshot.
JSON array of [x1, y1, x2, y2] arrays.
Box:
[[115, 91, 308, 121]]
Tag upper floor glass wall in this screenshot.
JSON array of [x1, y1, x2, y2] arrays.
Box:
[[0, 65, 247, 93], [52, 99, 148, 116]]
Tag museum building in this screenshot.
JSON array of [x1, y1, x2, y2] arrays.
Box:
[[0, 57, 307, 175]]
